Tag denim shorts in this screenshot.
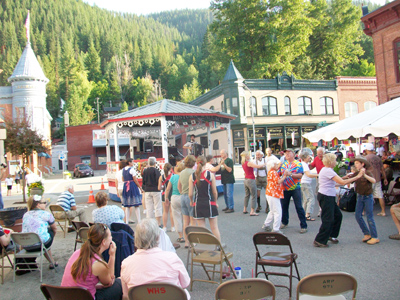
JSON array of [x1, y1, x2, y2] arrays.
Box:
[[181, 193, 193, 217]]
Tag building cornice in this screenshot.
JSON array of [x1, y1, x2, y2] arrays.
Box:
[[336, 76, 377, 86], [361, 1, 400, 36]]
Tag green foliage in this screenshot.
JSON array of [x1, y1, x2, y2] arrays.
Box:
[[179, 78, 202, 103], [131, 76, 154, 107], [119, 101, 129, 113], [342, 59, 376, 76]]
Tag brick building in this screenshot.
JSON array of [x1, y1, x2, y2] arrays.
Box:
[[362, 0, 400, 103]]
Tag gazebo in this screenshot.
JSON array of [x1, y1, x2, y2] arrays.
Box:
[[100, 99, 237, 163]]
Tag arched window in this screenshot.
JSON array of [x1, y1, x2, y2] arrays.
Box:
[[250, 96, 257, 116], [261, 96, 277, 115], [298, 96, 312, 115], [394, 38, 400, 82], [284, 96, 291, 115], [364, 101, 376, 111], [320, 97, 334, 115], [210, 105, 214, 110], [344, 102, 358, 118]]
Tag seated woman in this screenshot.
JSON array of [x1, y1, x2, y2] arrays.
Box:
[[22, 195, 57, 269], [61, 223, 122, 300], [92, 191, 125, 227], [120, 219, 190, 300]]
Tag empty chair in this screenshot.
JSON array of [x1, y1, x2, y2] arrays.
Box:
[[41, 284, 93, 300], [128, 282, 188, 300], [296, 272, 357, 300], [1, 242, 13, 284], [49, 205, 68, 238], [215, 278, 276, 300], [253, 232, 300, 298], [71, 221, 89, 251], [184, 225, 216, 269], [187, 232, 236, 291], [11, 232, 56, 282]]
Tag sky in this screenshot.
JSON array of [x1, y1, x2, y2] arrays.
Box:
[[83, 0, 212, 15]]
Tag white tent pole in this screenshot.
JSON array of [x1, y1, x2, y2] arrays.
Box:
[[160, 116, 169, 163], [207, 126, 212, 156]]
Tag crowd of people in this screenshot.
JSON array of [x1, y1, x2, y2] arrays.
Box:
[[2, 140, 400, 299]]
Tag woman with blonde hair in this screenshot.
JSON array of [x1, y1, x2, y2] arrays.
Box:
[[158, 163, 175, 232], [61, 223, 122, 300], [189, 156, 220, 241], [241, 151, 266, 216], [314, 153, 363, 247]]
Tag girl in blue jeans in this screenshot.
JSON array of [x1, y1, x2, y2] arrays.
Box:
[[350, 157, 379, 245]]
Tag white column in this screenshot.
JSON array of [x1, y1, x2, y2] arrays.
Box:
[[106, 126, 111, 162], [160, 116, 169, 163], [114, 123, 119, 162], [207, 126, 212, 156], [129, 132, 135, 159], [227, 121, 233, 158]]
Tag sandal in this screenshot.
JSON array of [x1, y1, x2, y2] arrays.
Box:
[[243, 211, 249, 214], [177, 237, 185, 243], [377, 212, 386, 217], [306, 216, 315, 221], [49, 262, 58, 270], [250, 213, 259, 216]]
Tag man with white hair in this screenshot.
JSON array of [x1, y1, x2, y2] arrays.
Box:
[[254, 150, 268, 213], [142, 157, 162, 226], [365, 143, 388, 216], [56, 184, 87, 222]]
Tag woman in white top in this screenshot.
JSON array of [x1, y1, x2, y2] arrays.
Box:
[[300, 151, 318, 221]]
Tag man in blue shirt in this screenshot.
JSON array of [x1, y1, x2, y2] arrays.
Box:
[[56, 184, 87, 222]]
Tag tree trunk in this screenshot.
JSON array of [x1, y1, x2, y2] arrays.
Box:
[[22, 156, 26, 203]]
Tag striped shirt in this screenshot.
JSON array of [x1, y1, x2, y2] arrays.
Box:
[[56, 191, 76, 211]]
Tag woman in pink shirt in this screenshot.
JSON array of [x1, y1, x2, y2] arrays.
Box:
[[241, 151, 266, 216], [121, 219, 190, 300], [61, 224, 122, 300]]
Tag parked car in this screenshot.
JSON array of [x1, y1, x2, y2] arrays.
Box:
[[73, 163, 94, 178]]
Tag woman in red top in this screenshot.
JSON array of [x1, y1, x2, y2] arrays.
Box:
[[241, 151, 266, 216], [262, 160, 287, 233]]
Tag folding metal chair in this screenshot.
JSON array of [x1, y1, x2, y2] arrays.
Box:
[[215, 278, 276, 300], [253, 232, 300, 299], [71, 221, 89, 251], [296, 272, 357, 300], [1, 241, 14, 284], [184, 225, 216, 269], [49, 205, 68, 238], [187, 232, 236, 291], [128, 282, 188, 300], [11, 232, 56, 282], [40, 284, 93, 300]]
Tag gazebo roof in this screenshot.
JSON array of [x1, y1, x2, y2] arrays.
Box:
[[102, 99, 236, 126]]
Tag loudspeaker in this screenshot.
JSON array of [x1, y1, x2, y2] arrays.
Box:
[[144, 140, 154, 153], [213, 139, 219, 150], [168, 147, 178, 156], [193, 143, 203, 156], [200, 136, 208, 149]]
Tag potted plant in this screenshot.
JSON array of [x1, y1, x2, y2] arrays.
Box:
[[28, 180, 45, 196]]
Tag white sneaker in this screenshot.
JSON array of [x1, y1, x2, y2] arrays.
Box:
[[171, 227, 176, 232], [143, 209, 147, 215], [262, 224, 272, 232], [162, 227, 167, 232], [272, 230, 283, 234]]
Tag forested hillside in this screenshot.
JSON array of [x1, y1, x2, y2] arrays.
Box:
[[0, 0, 382, 129]]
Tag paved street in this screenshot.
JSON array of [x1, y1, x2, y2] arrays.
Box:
[[1, 166, 399, 299]]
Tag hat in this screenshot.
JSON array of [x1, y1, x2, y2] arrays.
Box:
[[365, 143, 374, 151], [354, 156, 371, 169], [283, 149, 294, 153]]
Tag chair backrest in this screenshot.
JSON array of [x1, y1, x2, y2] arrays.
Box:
[[185, 225, 212, 236], [215, 278, 276, 300], [111, 222, 135, 237], [187, 232, 220, 247], [253, 232, 291, 247], [49, 205, 66, 214], [296, 272, 357, 299], [11, 232, 41, 247], [72, 221, 89, 232], [128, 282, 187, 300], [78, 228, 90, 242], [41, 284, 94, 300]]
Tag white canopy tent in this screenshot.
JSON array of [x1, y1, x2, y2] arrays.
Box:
[[303, 98, 400, 142]]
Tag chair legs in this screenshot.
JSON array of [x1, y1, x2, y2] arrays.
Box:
[[1, 249, 14, 284]]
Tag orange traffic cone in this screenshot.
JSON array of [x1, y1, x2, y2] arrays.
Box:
[[88, 185, 95, 203], [100, 178, 106, 190]]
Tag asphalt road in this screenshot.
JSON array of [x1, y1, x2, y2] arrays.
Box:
[[1, 167, 399, 299]]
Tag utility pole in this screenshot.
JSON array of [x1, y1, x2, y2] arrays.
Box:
[[96, 97, 100, 123]]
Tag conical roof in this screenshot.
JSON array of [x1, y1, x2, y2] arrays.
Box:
[[8, 43, 48, 83], [222, 60, 243, 82]]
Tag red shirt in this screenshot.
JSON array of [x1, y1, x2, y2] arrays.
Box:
[[310, 156, 324, 174], [242, 161, 255, 179]]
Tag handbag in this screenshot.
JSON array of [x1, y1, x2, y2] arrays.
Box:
[[338, 187, 357, 212]]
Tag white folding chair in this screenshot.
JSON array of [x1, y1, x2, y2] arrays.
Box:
[[11, 232, 56, 282]]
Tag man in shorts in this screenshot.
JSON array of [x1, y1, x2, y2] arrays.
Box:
[[365, 143, 388, 216]]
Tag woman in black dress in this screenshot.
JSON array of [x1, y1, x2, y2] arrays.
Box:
[[188, 156, 220, 241]]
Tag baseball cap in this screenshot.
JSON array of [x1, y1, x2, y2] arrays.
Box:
[[283, 149, 295, 153], [365, 143, 374, 151]]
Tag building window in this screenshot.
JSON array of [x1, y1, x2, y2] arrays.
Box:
[[261, 96, 277, 115], [221, 101, 224, 112], [364, 101, 376, 111], [15, 107, 25, 121], [250, 96, 257, 116], [320, 97, 334, 115], [210, 106, 214, 110], [345, 102, 358, 118], [284, 96, 291, 115], [232, 97, 239, 116], [395, 38, 400, 83], [240, 96, 245, 117], [225, 98, 231, 114], [298, 96, 312, 115]]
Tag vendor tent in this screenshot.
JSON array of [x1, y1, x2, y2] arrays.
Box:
[[303, 98, 400, 142]]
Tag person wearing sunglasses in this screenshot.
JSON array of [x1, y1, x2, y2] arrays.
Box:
[[22, 195, 58, 269], [62, 223, 122, 300]]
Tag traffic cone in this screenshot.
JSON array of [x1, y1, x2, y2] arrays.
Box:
[[100, 178, 106, 190], [88, 185, 95, 203]]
